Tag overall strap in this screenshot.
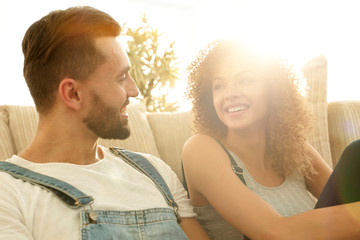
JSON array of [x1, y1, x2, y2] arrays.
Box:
[[109, 147, 181, 223], [0, 161, 94, 208]]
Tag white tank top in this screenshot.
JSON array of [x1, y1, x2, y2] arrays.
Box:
[[194, 150, 316, 240], [229, 150, 316, 216]]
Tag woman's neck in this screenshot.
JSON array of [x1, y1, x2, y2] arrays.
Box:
[[222, 128, 284, 186], [223, 127, 268, 169]]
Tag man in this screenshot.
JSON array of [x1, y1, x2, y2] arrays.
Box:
[[0, 6, 209, 239]]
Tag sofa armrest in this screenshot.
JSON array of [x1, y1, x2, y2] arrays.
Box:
[[0, 106, 16, 160], [328, 101, 360, 166]]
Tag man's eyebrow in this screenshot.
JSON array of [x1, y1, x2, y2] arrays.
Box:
[[115, 65, 130, 78], [120, 65, 130, 75]]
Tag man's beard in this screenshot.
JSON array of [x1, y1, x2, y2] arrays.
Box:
[[83, 93, 130, 140]]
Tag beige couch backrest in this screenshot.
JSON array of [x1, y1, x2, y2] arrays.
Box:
[[0, 103, 160, 159], [0, 103, 193, 180]]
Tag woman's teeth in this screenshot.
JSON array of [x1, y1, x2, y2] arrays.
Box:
[[227, 105, 248, 113]]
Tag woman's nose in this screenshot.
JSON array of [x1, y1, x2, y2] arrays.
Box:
[[225, 83, 242, 100]]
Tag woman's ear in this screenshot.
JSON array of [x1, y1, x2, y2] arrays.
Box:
[[58, 78, 81, 110]]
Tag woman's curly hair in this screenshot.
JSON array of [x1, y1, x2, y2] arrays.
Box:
[[186, 39, 316, 178]]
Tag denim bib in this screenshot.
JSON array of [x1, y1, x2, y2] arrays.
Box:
[[0, 148, 188, 240]]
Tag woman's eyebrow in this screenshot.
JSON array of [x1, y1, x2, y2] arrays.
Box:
[[234, 71, 254, 77]]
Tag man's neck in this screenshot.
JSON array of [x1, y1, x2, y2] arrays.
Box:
[[18, 115, 103, 165]]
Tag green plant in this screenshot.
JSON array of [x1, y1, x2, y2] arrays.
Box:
[[124, 15, 180, 112]]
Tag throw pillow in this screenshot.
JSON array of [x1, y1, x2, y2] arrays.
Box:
[[302, 55, 333, 167], [146, 111, 193, 180]]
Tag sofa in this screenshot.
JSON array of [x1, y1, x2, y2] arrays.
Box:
[[1, 56, 360, 181]]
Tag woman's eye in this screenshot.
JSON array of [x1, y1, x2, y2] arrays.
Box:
[[213, 84, 225, 91], [238, 78, 255, 84]]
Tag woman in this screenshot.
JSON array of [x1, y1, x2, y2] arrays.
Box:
[[182, 39, 360, 239]]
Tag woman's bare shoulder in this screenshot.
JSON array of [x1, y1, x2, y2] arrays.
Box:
[[183, 133, 218, 149], [183, 134, 221, 158], [182, 133, 229, 172]]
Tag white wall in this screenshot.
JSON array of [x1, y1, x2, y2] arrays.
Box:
[[1, 0, 360, 106], [183, 0, 360, 102], [0, 0, 192, 106]]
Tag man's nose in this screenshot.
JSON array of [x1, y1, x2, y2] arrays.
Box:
[[126, 75, 139, 98]]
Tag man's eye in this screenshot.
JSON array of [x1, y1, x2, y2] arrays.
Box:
[[118, 74, 126, 81]]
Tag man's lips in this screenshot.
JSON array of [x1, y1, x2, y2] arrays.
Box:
[[120, 111, 128, 118], [120, 101, 129, 117]]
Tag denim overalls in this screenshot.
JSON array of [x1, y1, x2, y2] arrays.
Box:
[[0, 147, 188, 240]]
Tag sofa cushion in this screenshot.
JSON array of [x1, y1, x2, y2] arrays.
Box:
[[6, 103, 160, 158], [0, 106, 16, 160], [146, 111, 193, 180], [6, 105, 38, 154], [328, 101, 360, 166]]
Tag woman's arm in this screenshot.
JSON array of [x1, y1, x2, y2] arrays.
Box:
[[277, 202, 360, 239], [182, 134, 360, 240], [181, 217, 210, 240], [304, 142, 332, 198]]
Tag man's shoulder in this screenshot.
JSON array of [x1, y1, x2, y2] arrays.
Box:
[[1, 155, 19, 163], [0, 156, 22, 180], [104, 146, 175, 178], [0, 160, 32, 193]]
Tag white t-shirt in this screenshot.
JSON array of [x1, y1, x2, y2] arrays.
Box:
[[0, 146, 195, 240]]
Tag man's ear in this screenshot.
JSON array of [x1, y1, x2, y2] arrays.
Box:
[[58, 78, 82, 110]]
